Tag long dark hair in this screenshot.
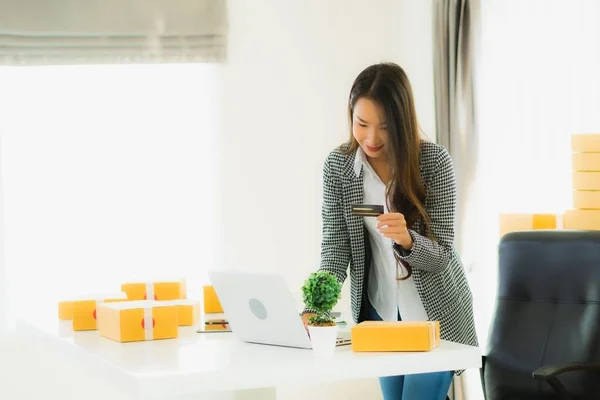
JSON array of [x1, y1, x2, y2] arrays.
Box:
[[342, 62, 432, 279]]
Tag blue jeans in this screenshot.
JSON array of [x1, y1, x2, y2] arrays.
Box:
[[366, 301, 454, 400]]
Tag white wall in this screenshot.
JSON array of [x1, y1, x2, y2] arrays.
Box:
[[219, 0, 435, 301], [218, 0, 434, 398], [0, 1, 435, 399]]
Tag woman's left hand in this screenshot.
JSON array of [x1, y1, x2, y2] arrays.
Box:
[[377, 213, 414, 249]]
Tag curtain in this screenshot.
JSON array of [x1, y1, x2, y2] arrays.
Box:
[[0, 0, 228, 65], [433, 0, 479, 269], [432, 0, 481, 399]]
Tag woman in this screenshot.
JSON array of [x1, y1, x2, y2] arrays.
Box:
[[301, 62, 478, 400]]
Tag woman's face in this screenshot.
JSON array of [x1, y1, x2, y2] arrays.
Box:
[[352, 97, 388, 160]]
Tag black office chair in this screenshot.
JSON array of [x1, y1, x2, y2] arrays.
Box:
[[481, 231, 600, 399]]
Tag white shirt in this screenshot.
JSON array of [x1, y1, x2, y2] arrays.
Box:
[[354, 148, 429, 322]]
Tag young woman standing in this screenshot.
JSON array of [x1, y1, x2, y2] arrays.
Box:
[[302, 63, 478, 400]]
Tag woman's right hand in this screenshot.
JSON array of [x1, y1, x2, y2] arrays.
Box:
[[301, 313, 316, 329]]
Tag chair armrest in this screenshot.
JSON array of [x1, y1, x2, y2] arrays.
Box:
[[533, 362, 600, 400], [533, 362, 600, 380]]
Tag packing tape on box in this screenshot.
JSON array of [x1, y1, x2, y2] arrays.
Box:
[[428, 321, 436, 349], [146, 282, 155, 301], [144, 307, 153, 340], [95, 299, 102, 321], [556, 213, 563, 229]]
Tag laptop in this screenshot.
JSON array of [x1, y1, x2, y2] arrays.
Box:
[[207, 270, 351, 349]]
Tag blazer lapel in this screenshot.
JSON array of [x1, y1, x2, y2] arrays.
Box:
[[341, 164, 365, 270]]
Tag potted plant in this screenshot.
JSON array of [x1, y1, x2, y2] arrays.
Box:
[[301, 270, 342, 356]]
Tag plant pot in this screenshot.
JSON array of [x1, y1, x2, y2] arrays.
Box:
[[307, 324, 338, 357]]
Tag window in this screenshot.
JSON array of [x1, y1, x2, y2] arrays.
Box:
[[0, 64, 219, 325], [473, 0, 600, 345]]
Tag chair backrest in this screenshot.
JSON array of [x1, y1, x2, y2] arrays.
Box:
[[483, 231, 600, 399]]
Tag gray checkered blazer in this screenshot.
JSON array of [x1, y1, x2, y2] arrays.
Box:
[[306, 140, 478, 354]]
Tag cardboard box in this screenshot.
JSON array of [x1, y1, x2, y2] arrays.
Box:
[[58, 300, 75, 320], [121, 280, 186, 301], [203, 285, 224, 313], [160, 300, 200, 326], [98, 300, 179, 343], [572, 153, 600, 171], [563, 209, 600, 230], [499, 213, 559, 237], [572, 134, 600, 152], [351, 321, 440, 352], [573, 172, 600, 190], [72, 293, 128, 331], [573, 190, 600, 209]]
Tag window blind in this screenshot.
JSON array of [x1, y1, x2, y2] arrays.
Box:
[[0, 0, 228, 65]]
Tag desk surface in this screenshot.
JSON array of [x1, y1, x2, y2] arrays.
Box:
[[17, 318, 481, 398]]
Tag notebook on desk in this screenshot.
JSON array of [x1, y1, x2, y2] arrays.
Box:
[[206, 270, 351, 349], [197, 318, 232, 333]]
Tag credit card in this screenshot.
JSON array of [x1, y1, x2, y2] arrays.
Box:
[[351, 204, 384, 217]]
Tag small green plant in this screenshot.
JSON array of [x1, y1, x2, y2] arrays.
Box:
[[301, 270, 342, 327]]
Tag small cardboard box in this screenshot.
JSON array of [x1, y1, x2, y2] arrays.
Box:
[[499, 213, 559, 237], [563, 209, 600, 230], [203, 285, 224, 313], [121, 280, 186, 301], [58, 300, 75, 320], [572, 134, 600, 152], [98, 300, 179, 343], [351, 321, 440, 352], [573, 172, 600, 191], [572, 153, 600, 171], [71, 293, 128, 331], [573, 190, 600, 209], [160, 300, 200, 326]]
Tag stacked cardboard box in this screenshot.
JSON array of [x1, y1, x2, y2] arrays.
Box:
[[499, 213, 559, 237], [564, 134, 600, 229], [98, 300, 180, 343], [56, 278, 209, 342], [120, 280, 187, 301], [500, 133, 600, 236]]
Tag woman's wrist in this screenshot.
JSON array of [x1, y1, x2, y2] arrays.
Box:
[[395, 236, 413, 250]]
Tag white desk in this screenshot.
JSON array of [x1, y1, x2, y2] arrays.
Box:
[[16, 318, 481, 400]]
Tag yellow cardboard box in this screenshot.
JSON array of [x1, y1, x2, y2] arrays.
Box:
[[58, 300, 75, 320], [160, 300, 200, 326], [98, 300, 179, 343], [351, 321, 440, 352], [121, 280, 187, 301], [573, 153, 600, 171], [573, 172, 600, 191], [72, 293, 128, 331], [563, 209, 600, 230], [203, 285, 224, 313], [499, 213, 559, 237], [573, 191, 600, 209], [572, 134, 600, 152]]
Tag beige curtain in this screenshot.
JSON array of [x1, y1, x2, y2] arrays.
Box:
[[0, 0, 228, 65], [432, 0, 481, 399]]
